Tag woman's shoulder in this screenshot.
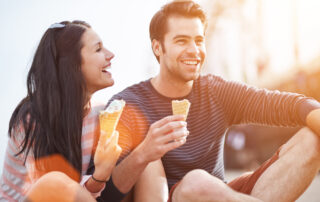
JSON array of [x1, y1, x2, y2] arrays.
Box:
[[88, 101, 106, 117]]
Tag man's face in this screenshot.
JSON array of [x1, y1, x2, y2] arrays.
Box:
[[157, 16, 206, 82]]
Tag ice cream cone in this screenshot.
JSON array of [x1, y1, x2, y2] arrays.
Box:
[[172, 99, 191, 121], [99, 100, 126, 140]]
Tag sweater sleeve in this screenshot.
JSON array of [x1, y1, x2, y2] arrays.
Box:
[[0, 123, 31, 201], [211, 75, 308, 127]]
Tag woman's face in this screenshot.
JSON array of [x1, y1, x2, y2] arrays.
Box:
[[80, 28, 115, 95]]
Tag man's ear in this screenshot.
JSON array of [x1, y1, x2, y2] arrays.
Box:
[[152, 39, 162, 57]]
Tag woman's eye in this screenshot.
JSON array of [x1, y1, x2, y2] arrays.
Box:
[[96, 47, 102, 52]]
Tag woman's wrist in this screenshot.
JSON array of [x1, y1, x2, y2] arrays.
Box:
[[84, 174, 106, 193], [92, 169, 110, 182], [92, 174, 108, 183]]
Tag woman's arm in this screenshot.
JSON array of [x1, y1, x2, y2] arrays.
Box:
[[85, 130, 122, 193]]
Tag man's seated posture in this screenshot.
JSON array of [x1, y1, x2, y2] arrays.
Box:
[[96, 1, 320, 201]]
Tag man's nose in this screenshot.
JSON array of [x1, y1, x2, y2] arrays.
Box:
[[186, 41, 200, 54]]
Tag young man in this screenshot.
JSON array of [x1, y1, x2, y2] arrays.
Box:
[[99, 1, 320, 201]]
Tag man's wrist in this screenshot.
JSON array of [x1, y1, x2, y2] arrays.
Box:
[[132, 146, 149, 167]]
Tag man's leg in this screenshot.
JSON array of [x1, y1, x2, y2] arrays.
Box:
[[171, 169, 261, 202], [25, 171, 95, 202], [133, 160, 168, 202], [251, 127, 320, 201]]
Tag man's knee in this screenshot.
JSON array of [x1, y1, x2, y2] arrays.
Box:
[[175, 169, 228, 199], [301, 128, 320, 160], [292, 127, 320, 162]]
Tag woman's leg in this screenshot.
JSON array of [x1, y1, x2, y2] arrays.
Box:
[[25, 171, 95, 202]]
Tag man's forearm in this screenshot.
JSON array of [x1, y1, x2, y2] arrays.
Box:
[[111, 148, 149, 193]]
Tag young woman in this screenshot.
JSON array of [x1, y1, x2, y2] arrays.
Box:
[[0, 20, 121, 201]]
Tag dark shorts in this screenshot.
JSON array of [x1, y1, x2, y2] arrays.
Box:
[[168, 147, 281, 202]]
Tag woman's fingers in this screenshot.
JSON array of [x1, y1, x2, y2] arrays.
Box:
[[104, 131, 119, 150], [97, 130, 108, 149], [113, 131, 120, 145], [115, 145, 122, 159]]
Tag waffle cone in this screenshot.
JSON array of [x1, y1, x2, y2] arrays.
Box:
[[99, 100, 126, 139], [172, 99, 191, 121]]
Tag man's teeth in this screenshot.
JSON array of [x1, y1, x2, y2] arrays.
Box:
[[182, 60, 198, 65]]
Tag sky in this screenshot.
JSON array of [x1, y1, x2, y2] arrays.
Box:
[[0, 0, 170, 173]]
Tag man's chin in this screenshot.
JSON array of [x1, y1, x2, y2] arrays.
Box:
[[184, 73, 200, 82], [181, 78, 197, 84]]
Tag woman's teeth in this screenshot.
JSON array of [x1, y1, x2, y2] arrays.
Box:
[[102, 66, 111, 72]]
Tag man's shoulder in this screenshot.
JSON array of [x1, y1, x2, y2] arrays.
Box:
[[198, 74, 227, 87], [110, 79, 151, 103]]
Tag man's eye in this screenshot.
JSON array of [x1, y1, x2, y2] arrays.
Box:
[[96, 47, 102, 52], [176, 40, 186, 44], [196, 40, 204, 45]]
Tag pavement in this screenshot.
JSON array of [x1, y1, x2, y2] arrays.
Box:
[[225, 170, 320, 202]]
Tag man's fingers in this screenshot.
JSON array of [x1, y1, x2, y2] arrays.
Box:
[[159, 127, 189, 143], [155, 121, 187, 137], [151, 115, 185, 129], [175, 136, 187, 142], [162, 138, 186, 153]]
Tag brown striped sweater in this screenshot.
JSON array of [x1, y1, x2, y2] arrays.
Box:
[[110, 74, 309, 189]]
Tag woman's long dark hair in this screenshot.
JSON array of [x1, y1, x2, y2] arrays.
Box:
[[8, 20, 91, 181]]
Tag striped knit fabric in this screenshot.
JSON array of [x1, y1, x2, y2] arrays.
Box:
[[109, 74, 306, 189], [0, 105, 103, 201]]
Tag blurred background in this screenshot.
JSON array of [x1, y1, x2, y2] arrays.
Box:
[[1, 0, 320, 201]]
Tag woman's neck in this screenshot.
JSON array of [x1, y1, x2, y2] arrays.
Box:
[[83, 94, 92, 116]]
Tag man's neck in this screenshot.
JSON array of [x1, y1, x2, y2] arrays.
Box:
[[151, 74, 194, 98]]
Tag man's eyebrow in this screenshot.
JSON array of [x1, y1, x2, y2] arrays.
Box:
[[195, 35, 205, 39], [173, 35, 204, 40], [173, 35, 190, 40]]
